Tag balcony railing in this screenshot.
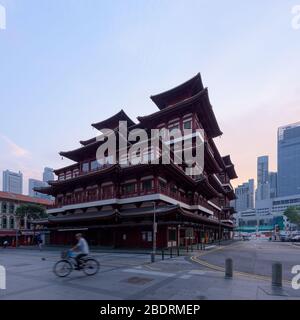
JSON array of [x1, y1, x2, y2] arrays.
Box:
[[57, 163, 114, 182], [52, 186, 220, 213]]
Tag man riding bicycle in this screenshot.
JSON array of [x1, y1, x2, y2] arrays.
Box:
[[71, 233, 89, 270]]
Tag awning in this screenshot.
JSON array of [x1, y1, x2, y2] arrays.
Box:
[[0, 230, 18, 237]]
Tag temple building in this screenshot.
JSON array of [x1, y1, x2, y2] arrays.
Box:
[[36, 73, 237, 248]]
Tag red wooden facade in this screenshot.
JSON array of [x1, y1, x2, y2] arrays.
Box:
[[36, 73, 237, 248]]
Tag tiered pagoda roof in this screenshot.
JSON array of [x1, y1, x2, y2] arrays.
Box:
[[41, 73, 237, 198], [60, 139, 105, 162], [92, 109, 135, 131], [222, 155, 238, 179], [138, 74, 222, 138], [150, 73, 204, 110]]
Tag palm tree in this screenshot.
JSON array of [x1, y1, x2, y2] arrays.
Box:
[[15, 204, 47, 246]]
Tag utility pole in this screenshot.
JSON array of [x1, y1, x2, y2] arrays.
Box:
[[218, 213, 221, 246], [152, 202, 157, 262]]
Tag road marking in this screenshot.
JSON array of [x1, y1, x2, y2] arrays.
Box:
[[191, 256, 292, 286], [123, 268, 176, 278], [144, 264, 161, 271], [204, 245, 217, 250], [180, 275, 192, 279], [189, 270, 207, 276]]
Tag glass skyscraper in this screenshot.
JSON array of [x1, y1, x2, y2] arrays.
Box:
[[3, 170, 23, 194], [277, 122, 300, 197], [256, 156, 270, 201]]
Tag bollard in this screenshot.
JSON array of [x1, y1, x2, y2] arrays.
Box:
[[186, 246, 189, 253], [225, 258, 233, 278], [170, 247, 173, 258], [162, 249, 165, 261], [151, 252, 155, 263], [272, 263, 282, 287], [177, 247, 180, 256], [191, 244, 193, 252]]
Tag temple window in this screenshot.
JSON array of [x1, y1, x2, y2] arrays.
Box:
[[74, 192, 82, 203], [73, 168, 80, 177], [141, 180, 153, 192], [91, 160, 100, 171], [57, 196, 63, 206], [179, 190, 186, 199], [142, 231, 152, 242], [87, 188, 97, 201], [157, 123, 165, 129], [170, 185, 177, 194], [106, 155, 114, 164], [102, 185, 113, 198], [168, 123, 180, 132], [65, 171, 72, 180], [66, 194, 72, 204], [183, 119, 192, 130], [82, 162, 89, 173], [122, 183, 136, 195], [158, 179, 167, 190], [58, 173, 65, 181], [98, 156, 114, 166]]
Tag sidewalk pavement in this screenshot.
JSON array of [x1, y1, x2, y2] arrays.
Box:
[[7, 239, 236, 255]]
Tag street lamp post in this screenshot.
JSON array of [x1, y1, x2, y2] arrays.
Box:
[[219, 221, 221, 246], [219, 213, 221, 246], [152, 202, 157, 262]]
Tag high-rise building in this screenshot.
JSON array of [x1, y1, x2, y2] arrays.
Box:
[[256, 156, 270, 201], [28, 179, 48, 198], [2, 170, 23, 194], [43, 167, 54, 184], [269, 172, 277, 199], [277, 122, 300, 197], [233, 179, 255, 212]]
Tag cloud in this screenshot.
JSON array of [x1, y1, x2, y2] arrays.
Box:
[[0, 134, 31, 158]]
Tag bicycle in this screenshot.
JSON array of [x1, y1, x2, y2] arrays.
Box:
[[53, 250, 100, 277]]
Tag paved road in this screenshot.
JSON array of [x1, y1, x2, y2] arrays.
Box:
[[0, 242, 299, 300], [197, 239, 300, 281]]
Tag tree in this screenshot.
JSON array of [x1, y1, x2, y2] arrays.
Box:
[[284, 206, 300, 226], [15, 204, 47, 246]]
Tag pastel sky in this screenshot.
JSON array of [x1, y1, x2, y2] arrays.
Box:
[[0, 0, 299, 194]]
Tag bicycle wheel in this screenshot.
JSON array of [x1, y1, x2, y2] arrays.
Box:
[[53, 260, 73, 277], [83, 258, 100, 276]]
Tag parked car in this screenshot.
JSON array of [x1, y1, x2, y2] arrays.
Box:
[[280, 234, 291, 242], [242, 235, 251, 241], [291, 235, 300, 242]]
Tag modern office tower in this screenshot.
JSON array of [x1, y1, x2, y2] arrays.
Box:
[[2, 170, 23, 194], [43, 167, 54, 184], [233, 179, 255, 212], [256, 156, 270, 201], [277, 122, 300, 197], [269, 172, 277, 198], [28, 179, 48, 198]]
